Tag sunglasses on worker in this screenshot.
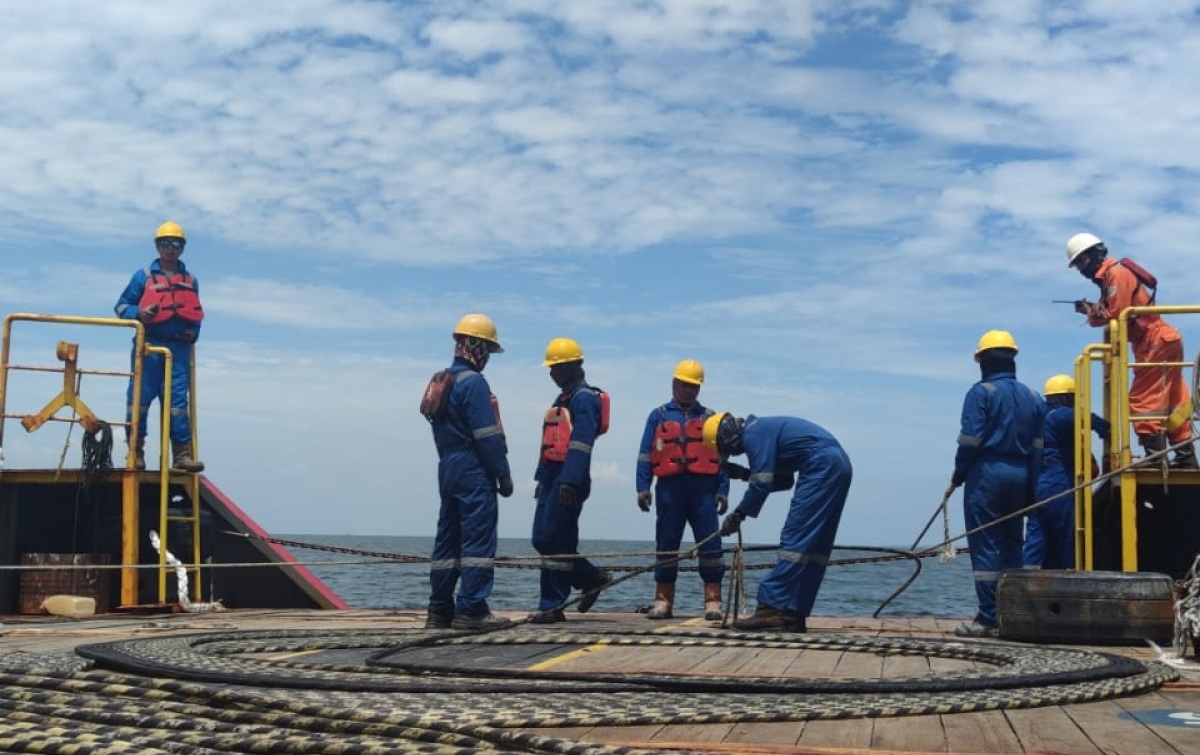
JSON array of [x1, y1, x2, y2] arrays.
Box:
[[155, 239, 185, 250]]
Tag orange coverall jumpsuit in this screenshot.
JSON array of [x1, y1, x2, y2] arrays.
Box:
[[1086, 257, 1191, 445]]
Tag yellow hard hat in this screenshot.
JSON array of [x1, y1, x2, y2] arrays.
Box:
[[974, 330, 1018, 361], [1066, 232, 1103, 267], [702, 412, 728, 452], [673, 359, 704, 385], [155, 221, 186, 240], [543, 337, 583, 367], [1043, 374, 1075, 396], [452, 313, 503, 352]]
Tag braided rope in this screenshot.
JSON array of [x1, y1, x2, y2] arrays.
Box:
[[0, 627, 1174, 755]]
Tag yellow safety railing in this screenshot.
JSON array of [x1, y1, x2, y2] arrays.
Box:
[[1073, 304, 1200, 572], [0, 313, 202, 607]]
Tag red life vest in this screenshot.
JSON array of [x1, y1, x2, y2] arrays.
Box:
[[539, 386, 609, 463], [649, 415, 721, 477], [421, 369, 505, 448], [139, 269, 204, 323]]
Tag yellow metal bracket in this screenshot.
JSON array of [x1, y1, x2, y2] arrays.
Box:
[[20, 341, 101, 434]]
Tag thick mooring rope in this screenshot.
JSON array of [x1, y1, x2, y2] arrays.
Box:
[[0, 628, 1142, 754]]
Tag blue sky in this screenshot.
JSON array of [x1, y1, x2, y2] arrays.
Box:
[[3, 1, 1200, 549]]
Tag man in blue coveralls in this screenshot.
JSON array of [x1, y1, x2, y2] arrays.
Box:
[[1023, 373, 1109, 570], [114, 221, 205, 472], [425, 314, 514, 630], [635, 359, 729, 620], [703, 412, 853, 632], [529, 337, 612, 623], [951, 330, 1045, 638]]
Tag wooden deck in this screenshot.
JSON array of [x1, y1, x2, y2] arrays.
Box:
[[2, 608, 1198, 754]]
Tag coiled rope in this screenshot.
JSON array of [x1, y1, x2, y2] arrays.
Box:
[[0, 626, 1171, 754]]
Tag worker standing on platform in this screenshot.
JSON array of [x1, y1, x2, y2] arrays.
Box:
[[529, 338, 612, 624], [422, 314, 513, 630], [1024, 374, 1111, 570], [704, 412, 852, 633], [635, 360, 729, 620], [114, 221, 205, 472], [1066, 232, 1197, 468], [951, 330, 1045, 638]]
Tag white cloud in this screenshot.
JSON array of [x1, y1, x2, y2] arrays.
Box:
[[4, 0, 1200, 566]]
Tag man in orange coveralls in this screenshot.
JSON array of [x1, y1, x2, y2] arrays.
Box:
[[1066, 231, 1196, 468]]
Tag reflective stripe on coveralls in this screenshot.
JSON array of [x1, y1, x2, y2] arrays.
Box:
[[428, 361, 511, 618], [955, 375, 1045, 627], [532, 383, 604, 609], [732, 415, 853, 618]]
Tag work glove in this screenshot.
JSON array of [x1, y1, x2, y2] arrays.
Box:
[[719, 509, 744, 537], [137, 304, 159, 322], [497, 476, 514, 498], [176, 330, 196, 343], [720, 461, 751, 482], [637, 491, 652, 512], [1074, 298, 1092, 315], [533, 483, 541, 500], [715, 494, 728, 515], [559, 484, 578, 507]]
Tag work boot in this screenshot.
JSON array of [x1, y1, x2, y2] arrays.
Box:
[[577, 569, 611, 613], [424, 610, 453, 629], [1171, 441, 1199, 470], [171, 443, 205, 473], [450, 612, 512, 630], [1139, 434, 1168, 466], [732, 605, 806, 632], [646, 582, 675, 620], [130, 438, 146, 470], [527, 608, 566, 624], [703, 582, 723, 621]]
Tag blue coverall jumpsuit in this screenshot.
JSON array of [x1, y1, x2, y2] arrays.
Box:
[[636, 402, 729, 585], [953, 371, 1045, 627], [532, 382, 605, 610], [731, 415, 853, 617], [428, 360, 511, 619], [1023, 402, 1109, 569], [114, 259, 201, 445]]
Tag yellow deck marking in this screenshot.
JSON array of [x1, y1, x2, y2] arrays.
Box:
[[526, 639, 611, 671]]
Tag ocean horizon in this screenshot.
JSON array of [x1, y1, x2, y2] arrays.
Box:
[[278, 534, 980, 619]]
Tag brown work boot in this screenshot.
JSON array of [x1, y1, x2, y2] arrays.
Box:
[[130, 438, 146, 470], [732, 605, 806, 632], [703, 582, 723, 621], [171, 443, 205, 473], [646, 582, 675, 620]]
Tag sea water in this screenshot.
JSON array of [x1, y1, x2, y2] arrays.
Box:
[[279, 535, 979, 619]]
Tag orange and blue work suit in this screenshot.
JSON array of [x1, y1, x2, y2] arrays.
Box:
[[428, 360, 511, 619], [953, 371, 1044, 627], [114, 259, 202, 444], [1087, 257, 1191, 445], [532, 382, 605, 610], [636, 402, 729, 585]]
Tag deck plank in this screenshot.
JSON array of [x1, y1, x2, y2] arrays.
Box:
[[942, 708, 1025, 754], [1061, 698, 1178, 755], [1004, 704, 1100, 755], [1109, 689, 1200, 754]]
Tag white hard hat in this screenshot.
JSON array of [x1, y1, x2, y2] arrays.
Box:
[[1066, 232, 1104, 267]]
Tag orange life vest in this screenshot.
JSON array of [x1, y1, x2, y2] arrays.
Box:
[[139, 269, 204, 323], [649, 415, 721, 477], [539, 386, 609, 463]]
